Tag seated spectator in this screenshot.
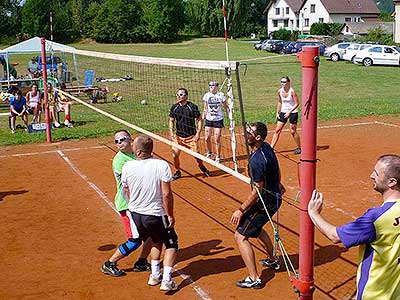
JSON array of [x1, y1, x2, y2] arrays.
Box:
[[26, 83, 42, 124], [10, 89, 29, 134], [27, 57, 40, 78], [42, 82, 61, 128], [1, 55, 17, 80], [58, 83, 73, 128]]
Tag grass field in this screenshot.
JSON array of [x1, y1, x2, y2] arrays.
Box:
[[1, 37, 399, 146]]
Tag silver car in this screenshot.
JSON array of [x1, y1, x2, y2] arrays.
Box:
[[324, 42, 353, 62]]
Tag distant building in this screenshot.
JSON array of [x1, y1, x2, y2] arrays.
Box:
[[395, 0, 400, 42], [342, 22, 394, 37], [265, 0, 381, 35]]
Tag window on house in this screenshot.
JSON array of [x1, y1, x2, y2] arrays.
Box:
[[276, 8, 280, 15], [273, 20, 278, 27], [305, 18, 309, 27], [284, 20, 289, 27], [286, 7, 289, 14], [319, 18, 324, 23], [310, 4, 315, 13], [290, 20, 294, 28], [296, 20, 299, 28], [345, 17, 351, 22]]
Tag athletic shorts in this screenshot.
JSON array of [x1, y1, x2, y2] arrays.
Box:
[[10, 109, 26, 117], [129, 211, 178, 249], [236, 204, 279, 238], [205, 119, 224, 128], [174, 135, 198, 152], [277, 112, 298, 124], [119, 210, 139, 239]]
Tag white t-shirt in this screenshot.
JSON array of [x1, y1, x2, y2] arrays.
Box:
[[203, 91, 226, 121], [121, 158, 172, 216]]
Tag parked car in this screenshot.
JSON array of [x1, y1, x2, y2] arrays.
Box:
[[269, 41, 287, 53], [254, 40, 266, 50], [354, 45, 400, 66], [323, 42, 354, 62], [281, 41, 296, 54], [342, 44, 373, 63], [294, 41, 326, 55], [261, 39, 283, 51]]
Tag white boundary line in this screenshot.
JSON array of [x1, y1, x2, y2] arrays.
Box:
[[55, 149, 211, 300]]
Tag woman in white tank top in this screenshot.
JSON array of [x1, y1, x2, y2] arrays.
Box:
[[25, 83, 42, 124], [270, 76, 301, 154]]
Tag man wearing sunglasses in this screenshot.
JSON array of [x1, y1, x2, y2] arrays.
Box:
[[169, 87, 211, 180], [202, 81, 229, 163], [231, 122, 284, 289], [101, 130, 152, 277]]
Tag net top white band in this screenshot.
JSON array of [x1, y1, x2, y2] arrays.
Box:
[[73, 49, 237, 71]]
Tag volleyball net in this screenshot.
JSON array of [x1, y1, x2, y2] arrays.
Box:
[[57, 48, 249, 180]]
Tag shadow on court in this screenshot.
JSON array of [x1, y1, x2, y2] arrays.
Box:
[[177, 239, 234, 263], [0, 190, 28, 201]]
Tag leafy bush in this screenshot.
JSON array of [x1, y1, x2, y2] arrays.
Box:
[[272, 29, 292, 40]]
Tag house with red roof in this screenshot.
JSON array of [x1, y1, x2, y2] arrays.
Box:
[[265, 0, 381, 35]]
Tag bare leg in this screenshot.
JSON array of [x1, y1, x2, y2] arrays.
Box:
[[22, 113, 29, 127], [214, 127, 222, 158], [11, 116, 16, 130], [137, 237, 152, 259], [258, 229, 274, 258], [290, 123, 301, 149], [204, 126, 212, 155], [172, 147, 180, 171], [235, 231, 259, 280], [108, 248, 125, 263], [163, 248, 177, 268], [270, 121, 286, 149]]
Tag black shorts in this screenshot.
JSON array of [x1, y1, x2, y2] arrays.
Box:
[[129, 211, 178, 249], [205, 119, 224, 128], [277, 112, 298, 124], [10, 110, 26, 117], [236, 204, 279, 238]]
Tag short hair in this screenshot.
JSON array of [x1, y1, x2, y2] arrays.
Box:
[[249, 122, 268, 141], [16, 90, 22, 96], [378, 154, 400, 189], [31, 83, 38, 89], [135, 135, 153, 154], [177, 87, 188, 95], [114, 129, 131, 138]]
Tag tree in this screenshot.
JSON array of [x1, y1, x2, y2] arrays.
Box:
[[141, 0, 185, 42], [0, 0, 22, 42]]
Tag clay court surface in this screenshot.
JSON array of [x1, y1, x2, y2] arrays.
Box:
[[1, 116, 399, 300]]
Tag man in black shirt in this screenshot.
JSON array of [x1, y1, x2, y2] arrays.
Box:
[[169, 87, 210, 180], [230, 122, 284, 289]]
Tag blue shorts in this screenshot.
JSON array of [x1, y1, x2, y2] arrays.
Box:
[[205, 119, 224, 128], [277, 112, 298, 124]]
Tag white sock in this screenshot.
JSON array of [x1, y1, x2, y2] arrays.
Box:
[[163, 266, 173, 282], [151, 260, 160, 276]]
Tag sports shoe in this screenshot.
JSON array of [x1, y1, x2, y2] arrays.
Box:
[[294, 148, 301, 155], [172, 170, 182, 180], [11, 128, 15, 134], [148, 273, 162, 286], [235, 276, 263, 289], [67, 122, 73, 128], [199, 165, 211, 177], [259, 257, 280, 270], [101, 261, 125, 277], [215, 156, 221, 163], [133, 260, 151, 272], [205, 152, 213, 159], [160, 279, 178, 291], [64, 120, 69, 126], [54, 121, 61, 128]]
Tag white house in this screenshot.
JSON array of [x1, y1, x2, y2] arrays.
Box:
[[395, 0, 400, 42], [298, 0, 380, 34], [264, 0, 304, 35]]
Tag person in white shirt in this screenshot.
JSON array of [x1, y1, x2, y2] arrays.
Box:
[[270, 76, 301, 155], [27, 57, 40, 78], [121, 135, 179, 292], [202, 81, 229, 163]]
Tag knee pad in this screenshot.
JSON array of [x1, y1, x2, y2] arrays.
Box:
[[118, 238, 141, 256]]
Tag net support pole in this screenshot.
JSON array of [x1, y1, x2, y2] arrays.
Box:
[[291, 46, 319, 300], [41, 37, 52, 143]]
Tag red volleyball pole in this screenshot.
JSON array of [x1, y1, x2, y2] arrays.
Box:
[[40, 37, 52, 143], [291, 46, 319, 300]]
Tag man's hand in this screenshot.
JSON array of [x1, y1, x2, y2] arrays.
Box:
[[168, 215, 175, 228], [230, 209, 243, 225], [284, 111, 291, 119], [308, 189, 323, 215], [194, 132, 200, 142], [169, 131, 175, 141]]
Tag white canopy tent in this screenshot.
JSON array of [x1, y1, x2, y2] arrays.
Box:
[[0, 37, 79, 86]]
